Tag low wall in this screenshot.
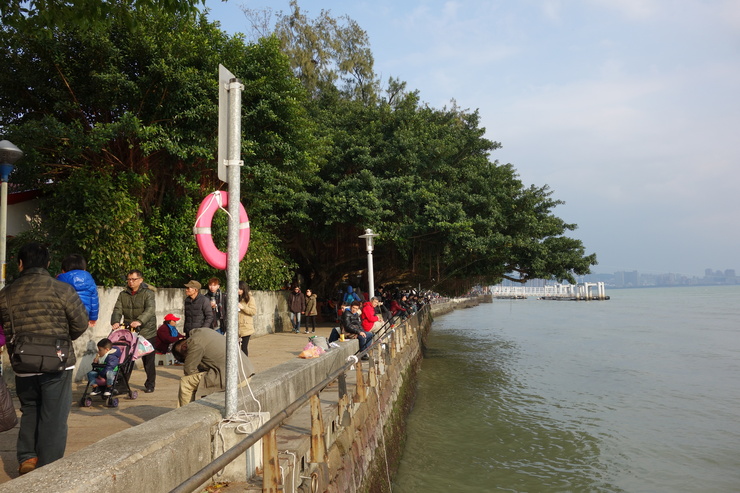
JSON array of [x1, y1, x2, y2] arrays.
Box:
[[3, 297, 483, 492]]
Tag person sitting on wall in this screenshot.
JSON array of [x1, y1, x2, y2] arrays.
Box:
[[342, 301, 373, 359]]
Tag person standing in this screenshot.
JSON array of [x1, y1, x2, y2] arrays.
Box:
[[237, 281, 256, 356], [111, 269, 157, 393], [183, 280, 213, 337], [0, 242, 89, 474], [288, 285, 305, 334], [303, 288, 318, 334], [205, 277, 227, 334], [57, 253, 99, 327]]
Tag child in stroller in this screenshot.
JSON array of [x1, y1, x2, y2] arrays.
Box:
[[81, 327, 140, 407], [87, 338, 120, 397]]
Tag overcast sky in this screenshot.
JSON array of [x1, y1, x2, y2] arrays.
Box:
[[203, 0, 740, 278]]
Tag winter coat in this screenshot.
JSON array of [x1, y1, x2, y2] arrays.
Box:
[[0, 267, 89, 368], [111, 283, 157, 339], [183, 328, 254, 391], [340, 308, 363, 336], [361, 302, 378, 332], [289, 290, 306, 313], [205, 289, 227, 331], [154, 322, 183, 353], [343, 286, 362, 303], [304, 294, 318, 316], [238, 297, 257, 338], [183, 293, 214, 335], [57, 269, 99, 321]]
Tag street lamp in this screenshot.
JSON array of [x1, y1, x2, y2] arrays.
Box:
[[358, 228, 378, 299], [0, 140, 23, 288]]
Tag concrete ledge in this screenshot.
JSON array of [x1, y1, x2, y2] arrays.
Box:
[[6, 341, 359, 493]]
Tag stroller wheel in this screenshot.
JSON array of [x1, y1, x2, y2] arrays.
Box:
[[83, 398, 92, 407], [129, 390, 139, 400], [108, 398, 119, 408]]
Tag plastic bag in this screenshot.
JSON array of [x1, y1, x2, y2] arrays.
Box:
[[298, 342, 325, 359], [133, 335, 154, 360]]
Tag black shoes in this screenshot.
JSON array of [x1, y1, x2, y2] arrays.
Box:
[[144, 387, 154, 393]]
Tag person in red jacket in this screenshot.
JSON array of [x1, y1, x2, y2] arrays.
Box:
[[361, 297, 382, 332]]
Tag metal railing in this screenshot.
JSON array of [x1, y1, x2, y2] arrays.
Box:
[[171, 304, 430, 493]]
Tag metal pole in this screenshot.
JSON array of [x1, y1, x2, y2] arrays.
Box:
[[367, 247, 374, 299], [0, 178, 8, 288], [225, 77, 244, 418]]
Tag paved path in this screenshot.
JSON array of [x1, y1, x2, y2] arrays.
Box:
[[0, 325, 338, 484]]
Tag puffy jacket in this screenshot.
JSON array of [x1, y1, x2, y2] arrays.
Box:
[[340, 309, 363, 336], [361, 302, 378, 332], [183, 293, 214, 335], [0, 267, 89, 368], [110, 283, 157, 339], [57, 269, 99, 321], [238, 297, 257, 338]]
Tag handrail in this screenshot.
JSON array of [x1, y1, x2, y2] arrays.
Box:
[[170, 304, 429, 493]]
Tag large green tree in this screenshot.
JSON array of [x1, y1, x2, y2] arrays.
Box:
[[1, 6, 313, 288]]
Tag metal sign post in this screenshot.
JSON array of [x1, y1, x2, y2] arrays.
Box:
[[219, 65, 244, 418]]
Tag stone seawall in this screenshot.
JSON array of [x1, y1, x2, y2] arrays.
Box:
[[2, 296, 487, 492]]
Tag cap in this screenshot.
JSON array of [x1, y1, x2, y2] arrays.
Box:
[[184, 280, 202, 290], [164, 313, 180, 322]]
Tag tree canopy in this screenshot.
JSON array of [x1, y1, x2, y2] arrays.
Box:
[[0, 1, 596, 295]]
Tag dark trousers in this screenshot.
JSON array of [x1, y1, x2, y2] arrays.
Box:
[[16, 370, 73, 466], [142, 337, 157, 390], [304, 315, 316, 331], [240, 335, 251, 356]]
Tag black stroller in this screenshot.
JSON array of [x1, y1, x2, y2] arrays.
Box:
[[80, 328, 140, 408]]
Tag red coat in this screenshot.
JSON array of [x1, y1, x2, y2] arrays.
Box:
[[361, 302, 378, 332]]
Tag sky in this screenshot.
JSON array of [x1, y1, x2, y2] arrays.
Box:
[[202, 0, 740, 278]]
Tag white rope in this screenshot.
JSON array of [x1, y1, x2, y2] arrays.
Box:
[[192, 190, 232, 234]]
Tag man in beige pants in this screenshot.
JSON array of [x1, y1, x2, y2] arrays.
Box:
[[171, 327, 254, 407]]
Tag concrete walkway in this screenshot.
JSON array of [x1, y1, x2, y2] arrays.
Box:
[[0, 324, 337, 485]]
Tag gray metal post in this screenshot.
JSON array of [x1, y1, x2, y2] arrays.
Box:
[[225, 78, 244, 418]]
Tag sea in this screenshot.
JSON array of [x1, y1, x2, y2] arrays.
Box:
[[392, 286, 740, 493]]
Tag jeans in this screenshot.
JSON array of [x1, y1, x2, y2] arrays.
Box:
[[358, 331, 374, 352], [87, 369, 116, 387], [290, 312, 301, 332], [16, 370, 73, 466]]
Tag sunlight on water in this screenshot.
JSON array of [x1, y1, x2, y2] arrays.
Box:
[[393, 287, 740, 493]]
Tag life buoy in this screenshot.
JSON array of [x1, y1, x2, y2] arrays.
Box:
[[193, 191, 250, 270]]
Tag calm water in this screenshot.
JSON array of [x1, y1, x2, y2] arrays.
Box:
[[393, 286, 740, 492]]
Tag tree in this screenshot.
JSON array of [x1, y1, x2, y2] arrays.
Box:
[[0, 6, 313, 288]]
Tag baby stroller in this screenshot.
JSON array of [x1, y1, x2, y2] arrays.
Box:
[[80, 328, 140, 408]]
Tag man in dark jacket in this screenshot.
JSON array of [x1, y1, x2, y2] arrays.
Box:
[[0, 242, 89, 474], [111, 269, 157, 393], [341, 301, 373, 355], [288, 285, 305, 333], [183, 280, 213, 337]]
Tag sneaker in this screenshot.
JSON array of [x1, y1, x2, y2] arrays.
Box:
[[18, 457, 38, 475], [144, 387, 154, 393], [103, 388, 112, 397], [89, 387, 101, 396], [305, 329, 309, 334]]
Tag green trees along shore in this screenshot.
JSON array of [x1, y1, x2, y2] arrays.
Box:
[[0, 0, 596, 295]]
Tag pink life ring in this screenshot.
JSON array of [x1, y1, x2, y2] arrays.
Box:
[[194, 191, 250, 270]]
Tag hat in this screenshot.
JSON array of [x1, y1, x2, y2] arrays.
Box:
[[184, 280, 201, 290], [164, 313, 180, 322]]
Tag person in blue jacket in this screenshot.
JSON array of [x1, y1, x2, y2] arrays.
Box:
[[57, 254, 99, 327], [87, 338, 122, 396]]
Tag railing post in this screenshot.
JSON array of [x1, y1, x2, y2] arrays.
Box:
[[310, 394, 327, 464], [354, 360, 366, 403], [262, 428, 280, 493]]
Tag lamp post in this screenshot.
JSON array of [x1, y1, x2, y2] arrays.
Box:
[[0, 140, 23, 288], [359, 228, 378, 299]]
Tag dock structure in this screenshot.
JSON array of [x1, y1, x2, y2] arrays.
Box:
[[492, 282, 609, 301]]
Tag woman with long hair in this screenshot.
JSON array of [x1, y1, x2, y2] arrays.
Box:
[[238, 281, 257, 355]]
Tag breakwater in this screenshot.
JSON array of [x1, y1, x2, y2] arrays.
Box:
[[2, 295, 489, 492]]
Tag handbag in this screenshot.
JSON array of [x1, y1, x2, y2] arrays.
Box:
[[5, 291, 71, 373], [9, 332, 71, 373], [0, 376, 18, 432]]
